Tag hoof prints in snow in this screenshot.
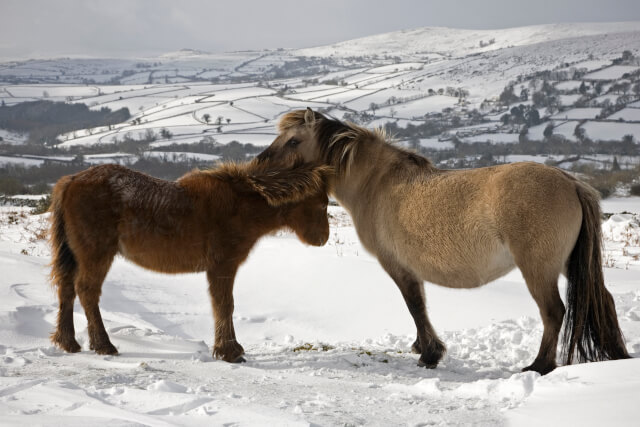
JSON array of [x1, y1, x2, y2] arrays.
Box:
[[1, 206, 640, 425]]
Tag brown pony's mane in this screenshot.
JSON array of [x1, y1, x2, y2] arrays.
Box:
[[279, 109, 434, 174], [197, 157, 332, 206]]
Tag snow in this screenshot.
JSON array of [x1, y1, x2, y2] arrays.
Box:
[[608, 107, 640, 122], [0, 129, 27, 145], [1, 197, 639, 425], [4, 85, 99, 99], [551, 108, 602, 120], [601, 196, 640, 215], [5, 194, 48, 201], [150, 132, 276, 148], [373, 95, 459, 119], [84, 153, 137, 165], [554, 80, 584, 91], [507, 359, 640, 426], [0, 22, 636, 155], [460, 133, 520, 144], [584, 65, 640, 81], [552, 120, 580, 141], [504, 155, 560, 165], [582, 121, 640, 141], [144, 151, 221, 162], [294, 22, 640, 58], [0, 155, 44, 167], [559, 94, 582, 106], [593, 94, 621, 105], [559, 59, 612, 72], [367, 63, 425, 74], [417, 138, 455, 150]]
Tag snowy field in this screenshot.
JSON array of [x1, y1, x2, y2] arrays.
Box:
[[582, 121, 640, 141], [0, 198, 639, 426], [550, 108, 602, 120], [1, 22, 639, 154]]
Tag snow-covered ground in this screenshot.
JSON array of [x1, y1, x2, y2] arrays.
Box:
[[583, 65, 640, 81], [0, 198, 639, 426], [551, 108, 602, 121], [1, 21, 639, 155], [460, 133, 520, 144], [582, 121, 640, 141], [0, 156, 44, 167]]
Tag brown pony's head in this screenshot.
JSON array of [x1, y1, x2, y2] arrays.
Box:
[[257, 108, 380, 174], [243, 158, 331, 246], [284, 189, 330, 246]]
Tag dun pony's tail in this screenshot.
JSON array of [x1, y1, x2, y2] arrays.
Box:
[[561, 180, 631, 364], [49, 175, 77, 290]]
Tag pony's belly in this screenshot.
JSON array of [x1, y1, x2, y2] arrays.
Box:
[[118, 240, 208, 274], [414, 242, 516, 289]]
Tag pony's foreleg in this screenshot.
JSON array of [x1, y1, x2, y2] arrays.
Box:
[[522, 273, 565, 375], [380, 258, 445, 368], [207, 264, 245, 363], [75, 262, 118, 355]]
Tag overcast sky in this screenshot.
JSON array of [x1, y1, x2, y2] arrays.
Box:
[[1, 0, 640, 59]]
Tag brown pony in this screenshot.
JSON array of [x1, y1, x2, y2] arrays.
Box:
[[49, 159, 331, 363], [257, 108, 631, 374]]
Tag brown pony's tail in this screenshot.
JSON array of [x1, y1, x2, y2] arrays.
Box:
[[562, 180, 630, 364], [49, 175, 77, 290]]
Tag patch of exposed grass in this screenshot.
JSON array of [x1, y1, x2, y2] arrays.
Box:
[[292, 343, 335, 352]]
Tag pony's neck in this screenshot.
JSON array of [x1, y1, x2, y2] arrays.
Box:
[[330, 137, 389, 212], [330, 137, 436, 215]]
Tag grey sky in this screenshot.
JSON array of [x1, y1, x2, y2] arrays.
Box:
[[2, 0, 640, 59]]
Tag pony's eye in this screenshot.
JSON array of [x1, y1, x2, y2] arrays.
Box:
[[287, 138, 300, 147]]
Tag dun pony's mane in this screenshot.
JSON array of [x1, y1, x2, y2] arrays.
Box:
[[279, 110, 430, 174], [199, 158, 330, 206]]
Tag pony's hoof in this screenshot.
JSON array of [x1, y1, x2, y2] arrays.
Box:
[[417, 340, 446, 368], [213, 341, 245, 363], [522, 361, 556, 375], [417, 359, 438, 369], [52, 336, 82, 353], [93, 343, 119, 355]]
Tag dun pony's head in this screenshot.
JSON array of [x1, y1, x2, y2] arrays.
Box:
[[257, 108, 381, 174], [240, 158, 332, 246]]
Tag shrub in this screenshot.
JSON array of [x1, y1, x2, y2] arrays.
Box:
[[32, 195, 51, 215], [584, 169, 640, 199], [0, 177, 27, 195]]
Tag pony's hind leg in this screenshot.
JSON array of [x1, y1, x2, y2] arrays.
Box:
[[521, 272, 565, 375], [380, 257, 445, 368], [51, 271, 81, 353], [207, 264, 245, 363], [75, 258, 118, 355]]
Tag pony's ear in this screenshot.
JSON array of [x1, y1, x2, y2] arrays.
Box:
[[247, 163, 331, 206], [304, 107, 316, 128]]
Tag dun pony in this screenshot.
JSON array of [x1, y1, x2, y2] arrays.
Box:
[[49, 159, 331, 363], [257, 108, 630, 374]]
